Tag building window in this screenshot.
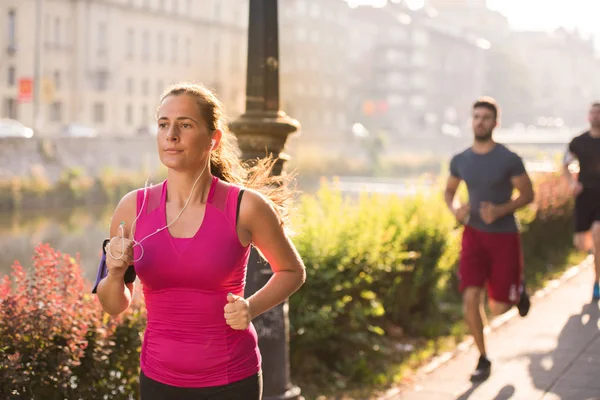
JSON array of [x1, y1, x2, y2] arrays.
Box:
[[171, 35, 178, 63], [296, 28, 307, 41], [185, 38, 191, 65], [127, 29, 134, 58], [142, 31, 150, 61], [54, 17, 61, 46], [126, 104, 133, 125], [412, 30, 429, 46], [44, 15, 50, 45], [7, 9, 16, 49], [157, 80, 164, 97], [7, 66, 15, 86], [50, 101, 62, 122], [96, 71, 108, 91], [93, 102, 105, 123], [65, 18, 72, 47], [142, 79, 149, 96], [53, 70, 61, 91], [127, 78, 134, 95], [157, 33, 164, 62], [98, 22, 107, 56], [186, 0, 192, 14], [409, 95, 426, 109], [296, 1, 307, 14], [310, 3, 320, 18], [141, 105, 148, 124], [337, 112, 346, 129], [172, 0, 178, 14], [4, 98, 17, 119], [310, 110, 318, 125], [213, 41, 220, 74]]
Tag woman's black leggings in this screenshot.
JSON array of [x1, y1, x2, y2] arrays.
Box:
[[139, 370, 262, 400]]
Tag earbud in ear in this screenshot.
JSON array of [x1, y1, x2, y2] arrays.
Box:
[[210, 139, 216, 149]]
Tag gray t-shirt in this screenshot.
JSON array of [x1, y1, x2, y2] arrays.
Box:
[[450, 144, 527, 233]]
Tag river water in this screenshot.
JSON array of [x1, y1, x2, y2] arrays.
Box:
[[0, 204, 115, 285]]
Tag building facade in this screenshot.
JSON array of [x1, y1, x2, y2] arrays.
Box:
[[509, 29, 600, 128], [279, 0, 353, 145], [347, 2, 489, 140], [0, 0, 248, 136]]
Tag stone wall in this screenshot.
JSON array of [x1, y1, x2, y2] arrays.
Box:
[[0, 137, 159, 183]]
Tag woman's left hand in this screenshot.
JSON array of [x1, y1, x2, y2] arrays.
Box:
[[224, 293, 252, 330]]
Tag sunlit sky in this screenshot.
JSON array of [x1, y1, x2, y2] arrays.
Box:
[[486, 0, 600, 38], [357, 0, 600, 42]]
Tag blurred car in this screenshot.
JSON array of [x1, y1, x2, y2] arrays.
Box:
[[62, 123, 97, 137], [0, 118, 34, 138]]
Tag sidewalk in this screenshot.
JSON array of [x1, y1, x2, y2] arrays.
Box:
[[382, 258, 600, 400]]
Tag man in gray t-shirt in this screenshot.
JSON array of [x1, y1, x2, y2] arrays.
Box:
[[444, 97, 535, 382], [450, 143, 527, 233]]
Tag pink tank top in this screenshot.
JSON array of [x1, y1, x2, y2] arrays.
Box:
[[133, 176, 260, 387]]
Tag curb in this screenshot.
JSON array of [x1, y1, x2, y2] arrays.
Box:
[[378, 255, 593, 400]]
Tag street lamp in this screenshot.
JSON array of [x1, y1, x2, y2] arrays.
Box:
[[228, 1, 302, 399]]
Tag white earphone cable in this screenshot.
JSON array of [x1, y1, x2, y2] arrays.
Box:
[[106, 140, 214, 263]]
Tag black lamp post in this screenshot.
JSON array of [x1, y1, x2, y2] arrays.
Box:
[[229, 1, 302, 399]]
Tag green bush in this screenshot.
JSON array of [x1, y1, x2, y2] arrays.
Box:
[[289, 172, 575, 390], [518, 172, 575, 285], [288, 179, 460, 386]]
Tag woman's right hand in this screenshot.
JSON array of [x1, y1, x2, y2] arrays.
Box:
[[105, 234, 134, 278]]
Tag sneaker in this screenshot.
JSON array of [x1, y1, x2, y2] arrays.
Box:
[[593, 283, 600, 301], [517, 283, 531, 317], [470, 355, 491, 382]]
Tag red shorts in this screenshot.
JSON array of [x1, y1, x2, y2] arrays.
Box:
[[458, 226, 523, 304]]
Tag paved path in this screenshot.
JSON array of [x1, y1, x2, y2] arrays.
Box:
[[383, 258, 600, 400]]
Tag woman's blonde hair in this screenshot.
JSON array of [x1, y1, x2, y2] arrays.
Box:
[[158, 82, 296, 229]]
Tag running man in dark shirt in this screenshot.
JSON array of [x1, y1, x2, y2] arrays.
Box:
[[444, 97, 535, 382], [563, 102, 600, 301]]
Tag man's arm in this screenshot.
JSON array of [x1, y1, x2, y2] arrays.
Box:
[[495, 172, 534, 217], [445, 175, 470, 223], [444, 175, 461, 212], [562, 148, 577, 185]]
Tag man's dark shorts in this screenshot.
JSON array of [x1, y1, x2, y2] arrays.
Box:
[[575, 188, 600, 233]]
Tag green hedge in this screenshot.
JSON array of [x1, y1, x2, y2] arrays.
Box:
[[0, 173, 575, 398], [0, 167, 166, 212], [288, 172, 575, 390]]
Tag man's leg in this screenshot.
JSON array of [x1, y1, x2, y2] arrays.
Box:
[[574, 230, 596, 299], [463, 287, 487, 356], [463, 286, 492, 382], [591, 223, 600, 300], [573, 190, 598, 299], [488, 298, 511, 317], [573, 231, 593, 253], [459, 226, 492, 382]]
